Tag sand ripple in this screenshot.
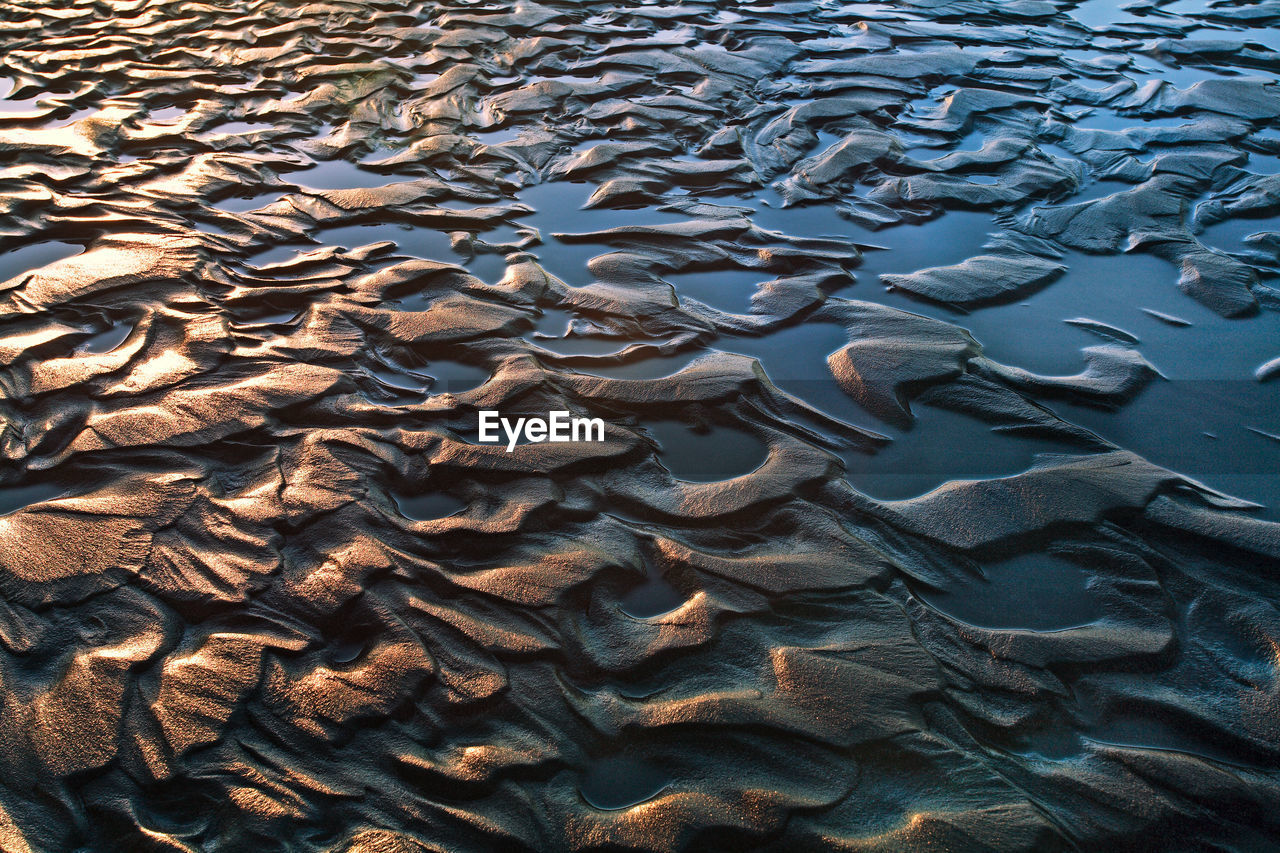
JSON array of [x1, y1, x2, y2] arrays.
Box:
[[0, 0, 1278, 850]]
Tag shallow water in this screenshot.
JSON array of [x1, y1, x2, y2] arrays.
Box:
[[0, 241, 82, 283], [390, 491, 467, 521], [645, 420, 769, 482], [292, 159, 423, 190], [0, 481, 69, 515], [916, 551, 1107, 631], [579, 756, 671, 810]]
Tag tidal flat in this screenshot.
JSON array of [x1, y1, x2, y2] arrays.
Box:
[[0, 0, 1278, 850]]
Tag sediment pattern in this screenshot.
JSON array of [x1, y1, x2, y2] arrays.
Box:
[[1, 0, 1279, 850]]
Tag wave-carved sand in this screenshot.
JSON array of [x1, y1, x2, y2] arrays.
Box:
[[0, 0, 1279, 850]]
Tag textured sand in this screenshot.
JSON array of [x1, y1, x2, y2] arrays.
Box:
[[0, 0, 1279, 850]]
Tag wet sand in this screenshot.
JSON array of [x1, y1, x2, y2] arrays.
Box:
[[0, 0, 1279, 850]]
